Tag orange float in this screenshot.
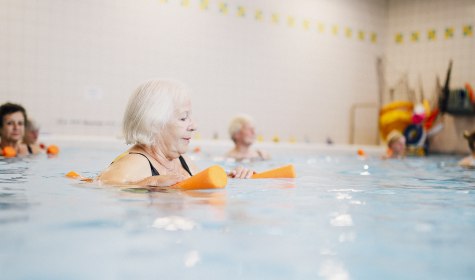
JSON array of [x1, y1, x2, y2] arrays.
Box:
[[174, 165, 227, 190], [46, 145, 60, 155], [2, 146, 17, 158], [251, 164, 296, 179]]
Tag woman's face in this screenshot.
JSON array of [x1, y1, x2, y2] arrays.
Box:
[[1, 112, 25, 143], [158, 99, 196, 158], [236, 123, 256, 146], [390, 137, 406, 156]]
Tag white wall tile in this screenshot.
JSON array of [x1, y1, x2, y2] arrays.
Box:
[[4, 0, 472, 147]]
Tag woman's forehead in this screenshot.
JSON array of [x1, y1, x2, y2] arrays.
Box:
[[5, 111, 25, 120], [177, 99, 192, 111]]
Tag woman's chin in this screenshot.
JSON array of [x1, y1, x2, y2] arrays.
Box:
[[178, 145, 190, 155]]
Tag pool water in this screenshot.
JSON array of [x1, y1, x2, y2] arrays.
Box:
[[1, 142, 474, 280]]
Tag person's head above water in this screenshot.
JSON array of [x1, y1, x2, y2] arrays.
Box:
[[24, 118, 40, 145], [0, 102, 40, 156], [229, 114, 256, 146], [122, 79, 195, 157], [386, 130, 406, 158], [0, 102, 28, 138], [226, 114, 269, 161]]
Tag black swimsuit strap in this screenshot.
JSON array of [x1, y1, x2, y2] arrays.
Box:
[[179, 156, 193, 176], [27, 145, 33, 154], [128, 153, 193, 177], [129, 152, 160, 176]]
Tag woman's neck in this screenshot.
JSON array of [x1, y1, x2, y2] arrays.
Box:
[[1, 139, 22, 149], [138, 144, 177, 164], [234, 143, 252, 155]]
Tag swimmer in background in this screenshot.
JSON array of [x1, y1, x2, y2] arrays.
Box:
[[0, 102, 41, 156], [24, 118, 45, 150], [225, 114, 270, 162], [458, 130, 475, 168], [97, 79, 255, 187], [382, 130, 406, 159]]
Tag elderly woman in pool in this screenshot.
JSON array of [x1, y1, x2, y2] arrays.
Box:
[[225, 114, 270, 162], [1, 102, 41, 156], [98, 79, 254, 187]]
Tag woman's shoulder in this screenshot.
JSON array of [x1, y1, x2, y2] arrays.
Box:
[[256, 149, 270, 160], [28, 144, 43, 155], [114, 152, 152, 168], [225, 148, 238, 158], [98, 152, 152, 183]]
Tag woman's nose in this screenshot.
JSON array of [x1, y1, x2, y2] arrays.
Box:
[[189, 119, 197, 131]]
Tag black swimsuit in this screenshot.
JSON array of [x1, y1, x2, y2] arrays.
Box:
[[129, 152, 192, 177], [27, 145, 33, 154]]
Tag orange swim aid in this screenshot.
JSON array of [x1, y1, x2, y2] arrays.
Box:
[[174, 165, 227, 190], [47, 145, 60, 155], [357, 149, 366, 157], [2, 146, 17, 158], [65, 171, 81, 179], [251, 164, 296, 179]]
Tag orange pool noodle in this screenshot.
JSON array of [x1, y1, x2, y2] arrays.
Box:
[[65, 171, 81, 179], [2, 146, 17, 158], [251, 164, 296, 179], [174, 165, 227, 190], [47, 145, 60, 155]]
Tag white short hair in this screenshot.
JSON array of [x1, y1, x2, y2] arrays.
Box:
[[26, 118, 40, 131], [229, 114, 254, 141], [123, 79, 190, 145]]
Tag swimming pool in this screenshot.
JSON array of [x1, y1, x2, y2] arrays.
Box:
[[1, 139, 474, 280]]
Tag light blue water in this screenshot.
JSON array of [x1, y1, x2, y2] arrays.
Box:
[[1, 144, 474, 280]]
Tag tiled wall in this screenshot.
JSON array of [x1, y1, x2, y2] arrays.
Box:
[[0, 0, 386, 144], [0, 0, 472, 146]]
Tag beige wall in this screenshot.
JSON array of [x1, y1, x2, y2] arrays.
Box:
[[0, 0, 473, 149], [0, 0, 386, 144]]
